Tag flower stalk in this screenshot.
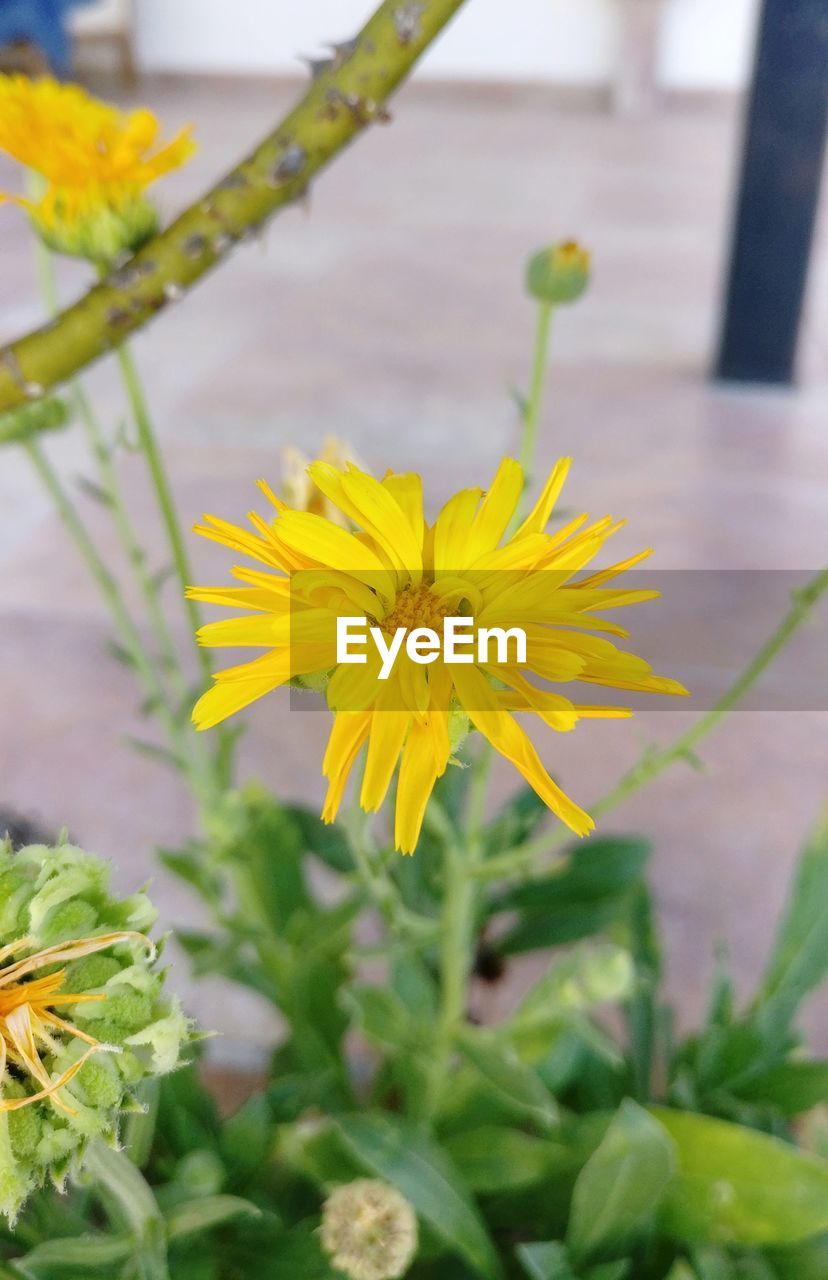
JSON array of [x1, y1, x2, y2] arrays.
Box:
[[478, 564, 828, 883]]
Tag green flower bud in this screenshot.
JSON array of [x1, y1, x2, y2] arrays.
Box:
[[320, 1179, 418, 1280], [526, 240, 591, 305], [0, 839, 191, 1223]]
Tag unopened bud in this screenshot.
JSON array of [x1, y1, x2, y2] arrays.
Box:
[[526, 240, 590, 305]]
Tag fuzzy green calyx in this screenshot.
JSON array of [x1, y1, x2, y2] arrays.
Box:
[[0, 839, 190, 1223]]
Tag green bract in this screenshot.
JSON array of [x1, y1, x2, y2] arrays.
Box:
[[0, 840, 190, 1223], [32, 194, 159, 265]]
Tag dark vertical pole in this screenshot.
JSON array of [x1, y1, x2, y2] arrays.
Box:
[[715, 0, 828, 385]]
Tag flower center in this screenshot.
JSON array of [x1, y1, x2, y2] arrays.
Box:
[[381, 584, 452, 636]]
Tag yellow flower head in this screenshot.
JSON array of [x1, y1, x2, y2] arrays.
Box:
[[0, 75, 194, 262], [189, 458, 687, 854]]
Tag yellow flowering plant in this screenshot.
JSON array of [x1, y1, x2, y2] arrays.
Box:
[[1, 18, 828, 1280], [0, 75, 194, 262]]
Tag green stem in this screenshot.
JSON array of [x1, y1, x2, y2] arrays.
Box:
[[478, 565, 828, 882], [22, 437, 214, 813], [34, 245, 186, 702], [341, 792, 436, 942], [32, 242, 221, 809], [115, 345, 208, 676], [425, 786, 484, 1118], [83, 1141, 169, 1280], [0, 0, 470, 412], [518, 301, 553, 493]]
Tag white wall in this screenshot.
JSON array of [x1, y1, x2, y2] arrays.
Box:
[[133, 0, 760, 91]]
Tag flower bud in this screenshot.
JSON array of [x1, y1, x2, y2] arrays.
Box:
[[526, 240, 590, 305], [0, 840, 191, 1222], [320, 1179, 418, 1280]]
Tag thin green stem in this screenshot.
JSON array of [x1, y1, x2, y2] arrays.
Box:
[[477, 565, 828, 883], [341, 796, 436, 941], [115, 345, 208, 676], [32, 244, 221, 809], [425, 783, 486, 1118], [114, 342, 234, 790], [515, 301, 553, 517], [22, 437, 214, 813]]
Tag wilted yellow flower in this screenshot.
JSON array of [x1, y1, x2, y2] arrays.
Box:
[[0, 931, 146, 1115], [189, 458, 686, 854], [0, 75, 194, 261], [320, 1179, 418, 1280], [280, 437, 365, 527]]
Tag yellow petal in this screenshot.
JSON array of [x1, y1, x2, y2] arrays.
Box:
[[452, 665, 593, 836]]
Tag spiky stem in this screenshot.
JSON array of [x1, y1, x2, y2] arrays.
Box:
[[0, 0, 469, 413]]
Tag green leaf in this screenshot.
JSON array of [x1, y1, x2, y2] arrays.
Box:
[[345, 985, 413, 1050], [336, 1114, 504, 1279], [285, 803, 353, 873], [665, 1264, 696, 1280], [516, 1242, 576, 1279], [768, 1229, 828, 1279], [175, 929, 275, 1002], [510, 945, 635, 1063], [654, 1107, 828, 1245], [492, 838, 651, 953], [165, 1195, 259, 1241], [12, 1235, 133, 1277], [157, 846, 221, 905], [483, 788, 548, 859], [455, 1025, 558, 1130], [85, 1142, 168, 1280], [443, 1127, 568, 1193], [218, 1093, 273, 1182], [756, 814, 828, 1032], [586, 1264, 630, 1280], [737, 1060, 828, 1116], [567, 1100, 675, 1261], [228, 791, 311, 933]]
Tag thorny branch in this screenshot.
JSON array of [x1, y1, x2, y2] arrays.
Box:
[[0, 0, 468, 413]]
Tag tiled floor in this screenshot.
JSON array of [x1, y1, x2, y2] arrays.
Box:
[[1, 76, 827, 1059]]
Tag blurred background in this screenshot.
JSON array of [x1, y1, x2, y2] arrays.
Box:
[[0, 0, 826, 1065]]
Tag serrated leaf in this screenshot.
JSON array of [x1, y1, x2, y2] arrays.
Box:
[[568, 1100, 675, 1261], [336, 1113, 503, 1279]]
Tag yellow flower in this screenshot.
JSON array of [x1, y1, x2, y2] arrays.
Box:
[[0, 75, 194, 261], [189, 458, 687, 854], [280, 436, 365, 527], [0, 931, 148, 1115]]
